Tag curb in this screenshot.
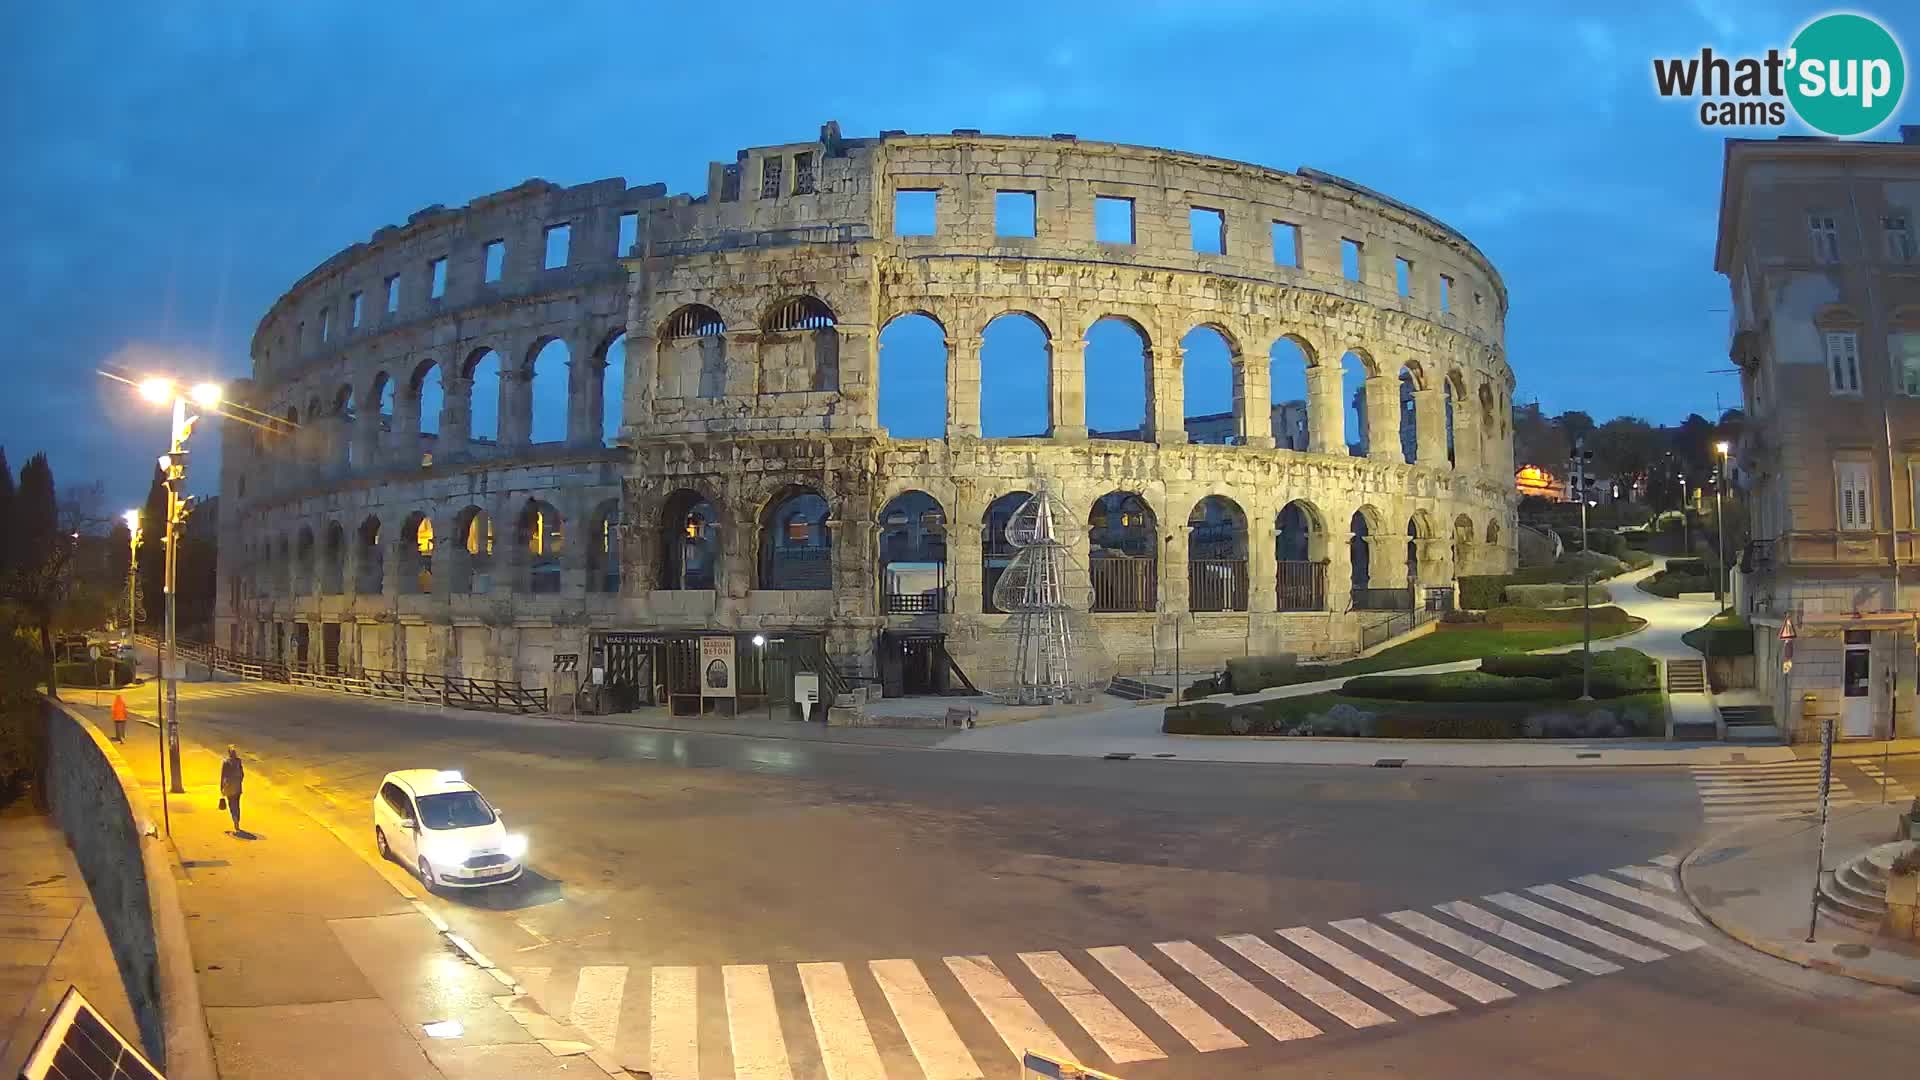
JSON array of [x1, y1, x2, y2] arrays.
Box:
[[1678, 833, 1920, 994]]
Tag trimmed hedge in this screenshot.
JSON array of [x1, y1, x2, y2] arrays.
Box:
[[1479, 604, 1636, 628], [1459, 574, 1507, 610], [1341, 648, 1657, 702], [1504, 583, 1611, 608], [1222, 657, 1333, 694], [52, 660, 134, 689], [1343, 671, 1559, 702], [1164, 701, 1234, 735], [1165, 691, 1667, 739], [1480, 647, 1657, 689]]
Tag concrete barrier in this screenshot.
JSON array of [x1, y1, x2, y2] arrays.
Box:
[[37, 695, 215, 1080]]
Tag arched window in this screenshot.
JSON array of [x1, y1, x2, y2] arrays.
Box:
[[414, 361, 443, 440], [980, 313, 1050, 437], [659, 490, 720, 591], [1088, 491, 1157, 612], [659, 304, 728, 399], [275, 535, 291, 595], [600, 332, 626, 447], [452, 507, 493, 593], [588, 499, 623, 593], [333, 386, 356, 469], [759, 488, 831, 590], [1271, 336, 1314, 451], [465, 349, 502, 443], [879, 491, 948, 613], [1181, 326, 1237, 445], [1349, 510, 1373, 594], [1452, 514, 1476, 578], [1342, 351, 1372, 456], [529, 338, 569, 444], [1275, 501, 1328, 611], [321, 521, 345, 595], [982, 491, 1032, 613], [760, 297, 839, 393], [1444, 376, 1458, 466], [356, 516, 383, 594], [518, 500, 564, 594], [1086, 317, 1150, 441], [404, 514, 434, 594], [878, 313, 947, 438], [1398, 366, 1419, 464], [1187, 495, 1248, 611]]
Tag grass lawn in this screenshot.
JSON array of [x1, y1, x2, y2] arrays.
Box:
[[1329, 620, 1647, 676], [1681, 608, 1753, 656], [1169, 689, 1668, 738]]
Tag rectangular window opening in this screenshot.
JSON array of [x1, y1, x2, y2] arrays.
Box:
[[1899, 331, 1920, 396], [1341, 238, 1363, 281], [995, 190, 1037, 238], [484, 239, 505, 283], [893, 189, 937, 236], [793, 152, 816, 196], [720, 164, 741, 202], [1886, 214, 1914, 262], [618, 212, 638, 254], [1095, 196, 1135, 245], [1837, 460, 1872, 531], [1394, 256, 1413, 297], [1189, 207, 1226, 255], [761, 156, 784, 199], [385, 274, 400, 314], [1825, 330, 1860, 395], [319, 308, 330, 343], [429, 257, 447, 299], [349, 292, 363, 328], [1439, 274, 1453, 312], [543, 224, 570, 270], [1271, 221, 1299, 267], [1810, 213, 1841, 263]]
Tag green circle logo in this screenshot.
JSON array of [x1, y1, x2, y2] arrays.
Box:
[[1787, 13, 1906, 136]]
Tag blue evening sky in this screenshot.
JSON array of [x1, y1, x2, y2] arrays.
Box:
[[3, 1, 1915, 508]]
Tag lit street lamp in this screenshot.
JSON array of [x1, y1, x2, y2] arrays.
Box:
[[1714, 441, 1731, 606], [127, 376, 224, 796]]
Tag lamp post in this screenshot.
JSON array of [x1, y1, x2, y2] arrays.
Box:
[[752, 633, 768, 721], [135, 377, 223, 796], [1714, 441, 1730, 607], [123, 510, 141, 653]]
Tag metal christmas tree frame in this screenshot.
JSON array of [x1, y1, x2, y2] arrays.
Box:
[[988, 484, 1112, 705]]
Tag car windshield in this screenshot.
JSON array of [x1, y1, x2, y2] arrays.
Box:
[[415, 791, 494, 830]]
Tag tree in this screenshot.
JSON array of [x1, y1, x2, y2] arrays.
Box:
[[1512, 403, 1562, 470], [6, 453, 70, 675], [137, 467, 167, 633], [0, 447, 12, 583], [1556, 410, 1597, 449], [1590, 416, 1662, 494]]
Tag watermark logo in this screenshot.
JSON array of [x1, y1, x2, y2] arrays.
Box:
[[1652, 12, 1906, 136]]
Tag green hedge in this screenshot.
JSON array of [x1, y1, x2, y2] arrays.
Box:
[[52, 660, 134, 689], [1479, 604, 1636, 628], [1221, 657, 1334, 694], [1504, 583, 1612, 608], [1165, 691, 1667, 739], [1458, 575, 1507, 610], [1164, 701, 1234, 734], [1480, 647, 1657, 689], [1341, 649, 1657, 702], [1343, 671, 1560, 701]]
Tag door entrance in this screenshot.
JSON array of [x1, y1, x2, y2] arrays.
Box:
[[322, 623, 342, 673], [1842, 629, 1875, 738]]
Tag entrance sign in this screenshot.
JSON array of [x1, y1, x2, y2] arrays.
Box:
[[794, 672, 820, 722], [553, 652, 579, 672], [700, 636, 736, 698]]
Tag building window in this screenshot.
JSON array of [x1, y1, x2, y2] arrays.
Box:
[[1439, 274, 1453, 312], [385, 274, 400, 314], [1899, 332, 1920, 396], [894, 190, 936, 236], [349, 292, 363, 328], [319, 308, 330, 343], [1271, 221, 1299, 267], [793, 152, 815, 195], [1095, 196, 1135, 244], [1341, 238, 1363, 281], [484, 240, 505, 283], [618, 212, 638, 254], [1837, 460, 1872, 531], [761, 156, 784, 199], [996, 191, 1037, 237], [1887, 214, 1915, 262], [1909, 463, 1920, 528], [1189, 207, 1226, 255], [1826, 330, 1860, 395], [429, 257, 447, 299], [1395, 256, 1413, 297], [544, 224, 570, 269], [720, 165, 741, 202], [1810, 213, 1841, 263]]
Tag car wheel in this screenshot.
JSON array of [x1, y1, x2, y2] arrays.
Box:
[[418, 857, 435, 888], [375, 827, 390, 861]]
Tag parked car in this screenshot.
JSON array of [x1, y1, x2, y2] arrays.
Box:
[[372, 769, 525, 888]]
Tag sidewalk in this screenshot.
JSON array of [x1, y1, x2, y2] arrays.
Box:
[[1680, 804, 1920, 991], [0, 801, 141, 1078], [93, 700, 605, 1079]]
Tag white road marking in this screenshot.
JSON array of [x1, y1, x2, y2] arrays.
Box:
[[1527, 885, 1704, 952], [945, 955, 1072, 1064], [1019, 950, 1164, 1063], [1086, 945, 1243, 1053], [1277, 926, 1454, 1017], [1607, 865, 1680, 892], [1382, 910, 1568, 990], [1647, 853, 1680, 868], [870, 959, 983, 1080], [1154, 940, 1321, 1043], [798, 962, 886, 1080], [1482, 892, 1666, 962], [724, 964, 794, 1080], [1328, 918, 1513, 1004], [650, 967, 699, 1080], [1572, 874, 1703, 924], [1218, 933, 1391, 1030], [568, 965, 627, 1053], [1435, 901, 1620, 975]]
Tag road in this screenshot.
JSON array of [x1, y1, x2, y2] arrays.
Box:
[[147, 678, 1920, 1079]]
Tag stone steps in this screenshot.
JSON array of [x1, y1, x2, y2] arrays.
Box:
[[1720, 705, 1781, 743], [1107, 676, 1172, 702], [1666, 659, 1706, 693], [1819, 843, 1903, 929]]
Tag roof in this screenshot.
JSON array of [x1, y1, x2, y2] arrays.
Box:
[[1714, 133, 1920, 273], [385, 769, 477, 797]]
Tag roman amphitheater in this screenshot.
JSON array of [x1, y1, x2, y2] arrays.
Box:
[[213, 122, 1516, 715]]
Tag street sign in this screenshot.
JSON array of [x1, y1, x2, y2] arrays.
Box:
[[553, 653, 579, 672], [88, 645, 101, 661]]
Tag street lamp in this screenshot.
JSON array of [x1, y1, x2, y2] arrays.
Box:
[[1714, 441, 1731, 606], [752, 634, 768, 721], [127, 376, 224, 795]]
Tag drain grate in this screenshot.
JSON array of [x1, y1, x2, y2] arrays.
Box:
[[1374, 758, 1406, 768], [1576, 752, 1602, 760], [1103, 752, 1135, 761]]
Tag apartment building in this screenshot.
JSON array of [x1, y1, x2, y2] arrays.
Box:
[[1720, 128, 1920, 743]]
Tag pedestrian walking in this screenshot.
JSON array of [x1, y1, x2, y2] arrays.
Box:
[[219, 746, 245, 834]]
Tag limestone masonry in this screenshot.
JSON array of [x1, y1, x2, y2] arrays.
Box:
[[214, 123, 1517, 708]]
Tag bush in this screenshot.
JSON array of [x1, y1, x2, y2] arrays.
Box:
[[52, 660, 135, 689], [1343, 671, 1559, 702], [1622, 550, 1654, 570], [1375, 713, 1525, 739], [1504, 583, 1612, 608], [1441, 609, 1488, 624], [1223, 657, 1332, 694], [1667, 557, 1707, 576], [1163, 702, 1233, 735], [1506, 550, 1626, 585], [1479, 649, 1657, 692], [1480, 605, 1636, 629], [1458, 575, 1507, 610], [1182, 675, 1225, 701]]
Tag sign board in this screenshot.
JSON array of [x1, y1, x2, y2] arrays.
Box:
[[699, 636, 736, 698], [590, 666, 605, 685], [553, 653, 579, 672], [794, 672, 820, 722], [19, 986, 165, 1080], [88, 645, 102, 661]]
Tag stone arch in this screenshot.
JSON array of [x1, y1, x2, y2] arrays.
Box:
[[410, 359, 443, 438], [1269, 334, 1315, 451], [451, 505, 494, 594], [1276, 499, 1329, 610], [1088, 490, 1158, 612], [1182, 325, 1238, 444], [526, 336, 569, 445], [878, 312, 947, 439], [1086, 315, 1151, 441], [1187, 494, 1249, 612], [1452, 513, 1477, 579], [878, 490, 948, 613], [1349, 505, 1382, 594], [295, 525, 315, 596], [659, 488, 721, 590], [515, 499, 564, 594], [759, 485, 832, 590], [1341, 349, 1375, 457], [331, 383, 356, 469], [759, 296, 839, 394], [321, 519, 346, 595], [980, 311, 1051, 438], [402, 512, 434, 594], [982, 490, 1032, 613], [458, 346, 502, 443], [658, 303, 728, 399], [597, 329, 627, 447], [587, 497, 623, 594], [356, 515, 384, 594], [274, 533, 291, 595], [1397, 361, 1429, 465]]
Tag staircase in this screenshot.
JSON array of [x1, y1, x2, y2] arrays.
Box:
[[1666, 659, 1706, 693], [1819, 843, 1902, 929], [1719, 705, 1781, 743], [1107, 675, 1172, 702]]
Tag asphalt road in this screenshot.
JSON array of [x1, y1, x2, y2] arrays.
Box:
[[154, 680, 1920, 1079]]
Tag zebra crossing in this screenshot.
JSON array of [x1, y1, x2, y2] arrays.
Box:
[[508, 858, 1703, 1078], [1690, 758, 1916, 825]]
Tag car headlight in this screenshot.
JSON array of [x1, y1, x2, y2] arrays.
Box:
[[421, 834, 471, 865], [503, 833, 528, 860]]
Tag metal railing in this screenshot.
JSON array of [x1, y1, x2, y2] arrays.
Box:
[[1090, 555, 1156, 613], [1276, 560, 1327, 611], [1187, 558, 1248, 612], [132, 634, 549, 714], [883, 588, 950, 614], [1351, 587, 1414, 611]]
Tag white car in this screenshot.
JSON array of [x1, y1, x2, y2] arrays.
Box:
[[373, 769, 526, 888]]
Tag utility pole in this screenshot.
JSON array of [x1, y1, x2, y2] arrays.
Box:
[[1570, 438, 1595, 700], [160, 398, 197, 795]]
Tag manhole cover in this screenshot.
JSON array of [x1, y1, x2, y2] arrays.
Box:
[[1833, 943, 1872, 959], [1374, 758, 1407, 768]]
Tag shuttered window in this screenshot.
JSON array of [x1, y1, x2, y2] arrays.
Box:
[[1837, 461, 1872, 531], [1826, 331, 1861, 395]]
